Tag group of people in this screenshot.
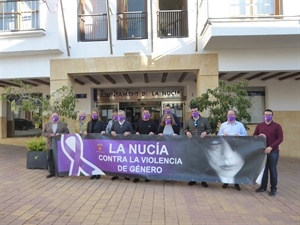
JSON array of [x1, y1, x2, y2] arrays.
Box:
[[42, 104, 283, 197]]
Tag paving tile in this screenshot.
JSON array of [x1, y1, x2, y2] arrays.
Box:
[[0, 144, 299, 225]]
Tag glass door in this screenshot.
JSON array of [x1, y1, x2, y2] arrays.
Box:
[[119, 101, 162, 131], [97, 103, 119, 125]]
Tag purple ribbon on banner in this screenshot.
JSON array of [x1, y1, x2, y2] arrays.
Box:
[[60, 134, 105, 176]]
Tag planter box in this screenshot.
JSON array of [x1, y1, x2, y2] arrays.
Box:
[[27, 151, 48, 170]]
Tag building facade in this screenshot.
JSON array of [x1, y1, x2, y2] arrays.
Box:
[[0, 0, 299, 157]]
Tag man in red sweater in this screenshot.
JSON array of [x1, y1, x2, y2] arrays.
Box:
[[253, 109, 283, 196]]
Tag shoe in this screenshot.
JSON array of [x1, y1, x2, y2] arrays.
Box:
[[90, 175, 96, 179], [256, 187, 266, 193], [188, 181, 196, 186], [46, 174, 55, 178], [269, 190, 277, 196], [145, 179, 150, 183], [111, 176, 119, 180], [96, 175, 101, 179], [201, 182, 208, 188], [222, 183, 228, 189], [235, 184, 241, 191], [124, 177, 130, 181], [133, 178, 140, 183]]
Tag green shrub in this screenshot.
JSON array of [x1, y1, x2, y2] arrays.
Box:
[[26, 136, 46, 151], [190, 80, 252, 134]]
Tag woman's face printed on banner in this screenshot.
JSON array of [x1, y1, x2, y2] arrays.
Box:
[[206, 138, 244, 181]]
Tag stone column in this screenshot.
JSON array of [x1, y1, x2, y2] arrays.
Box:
[[50, 59, 75, 132], [195, 54, 219, 117]]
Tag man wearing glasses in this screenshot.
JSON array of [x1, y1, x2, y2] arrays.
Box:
[[184, 105, 211, 187]]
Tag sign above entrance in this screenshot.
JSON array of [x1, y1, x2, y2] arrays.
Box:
[[95, 88, 183, 102]]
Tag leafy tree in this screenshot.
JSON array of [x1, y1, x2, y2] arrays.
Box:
[[190, 80, 252, 134], [1, 79, 78, 128], [50, 86, 78, 120]]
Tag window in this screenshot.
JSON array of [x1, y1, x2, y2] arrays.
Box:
[[247, 87, 265, 124], [78, 0, 108, 41], [0, 0, 39, 31], [157, 0, 188, 38], [117, 0, 147, 40], [229, 0, 279, 17]]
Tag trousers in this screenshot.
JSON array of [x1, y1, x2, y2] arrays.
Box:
[[261, 150, 279, 191]]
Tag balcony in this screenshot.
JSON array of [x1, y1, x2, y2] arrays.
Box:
[[0, 0, 63, 56], [79, 13, 108, 42], [117, 12, 147, 40], [157, 10, 188, 38], [199, 0, 300, 50]]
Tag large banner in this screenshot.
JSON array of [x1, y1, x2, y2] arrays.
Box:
[[52, 134, 266, 185]]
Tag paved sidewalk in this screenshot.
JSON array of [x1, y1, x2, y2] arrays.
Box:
[[0, 144, 299, 225]]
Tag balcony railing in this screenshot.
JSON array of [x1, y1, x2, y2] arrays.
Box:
[[157, 10, 188, 38], [0, 0, 40, 31], [199, 0, 300, 35], [79, 13, 108, 41], [117, 12, 147, 40]]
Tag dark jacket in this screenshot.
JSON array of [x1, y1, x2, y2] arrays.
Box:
[[87, 120, 106, 133], [110, 121, 134, 134], [184, 116, 211, 136]]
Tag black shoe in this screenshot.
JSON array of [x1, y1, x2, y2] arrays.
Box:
[[256, 187, 266, 193], [133, 178, 140, 183], [46, 174, 55, 178], [235, 184, 241, 191], [96, 175, 101, 179], [269, 189, 277, 196], [222, 183, 228, 189], [201, 182, 208, 188], [145, 179, 150, 183], [188, 181, 196, 186], [124, 177, 130, 181], [90, 175, 96, 179], [111, 176, 119, 180]]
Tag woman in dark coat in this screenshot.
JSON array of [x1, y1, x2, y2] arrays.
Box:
[[87, 109, 106, 179]]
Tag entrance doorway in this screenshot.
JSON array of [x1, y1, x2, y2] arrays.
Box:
[[97, 100, 185, 132], [119, 101, 161, 131]]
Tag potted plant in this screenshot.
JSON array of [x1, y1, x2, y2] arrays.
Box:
[[26, 136, 48, 169]]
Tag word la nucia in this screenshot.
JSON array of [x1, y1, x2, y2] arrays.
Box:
[[109, 143, 169, 155]]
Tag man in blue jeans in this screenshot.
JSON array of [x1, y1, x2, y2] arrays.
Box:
[[253, 109, 283, 196]]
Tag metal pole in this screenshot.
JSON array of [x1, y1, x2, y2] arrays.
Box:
[[195, 0, 199, 52], [150, 0, 153, 53], [106, 0, 113, 54], [60, 0, 70, 56]]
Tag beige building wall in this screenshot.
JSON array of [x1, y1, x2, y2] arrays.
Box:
[[1, 54, 299, 158], [248, 111, 300, 158], [49, 54, 219, 133]]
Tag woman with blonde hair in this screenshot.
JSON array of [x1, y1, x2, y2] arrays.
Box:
[[158, 113, 180, 136], [74, 111, 89, 135]]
